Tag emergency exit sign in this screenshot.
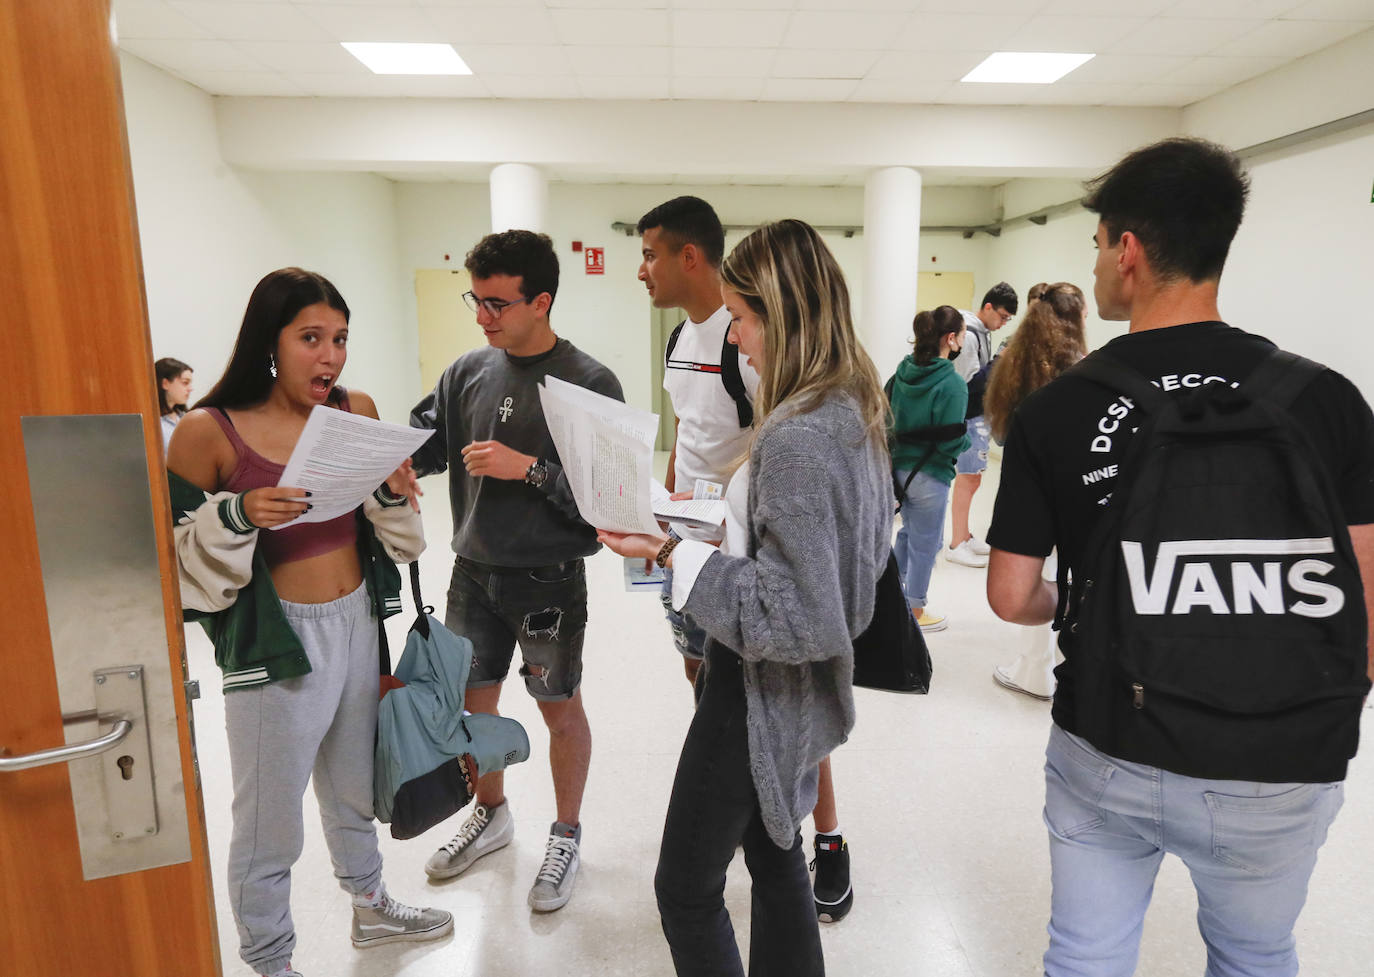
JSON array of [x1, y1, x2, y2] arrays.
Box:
[[585, 247, 604, 275]]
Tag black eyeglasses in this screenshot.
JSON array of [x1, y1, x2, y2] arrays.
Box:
[[463, 290, 535, 318]]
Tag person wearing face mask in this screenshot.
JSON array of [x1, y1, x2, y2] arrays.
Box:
[[887, 305, 971, 632]]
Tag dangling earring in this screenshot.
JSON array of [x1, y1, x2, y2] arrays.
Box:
[[268, 354, 278, 379]]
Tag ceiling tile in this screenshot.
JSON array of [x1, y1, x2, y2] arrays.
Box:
[[545, 0, 670, 7], [1114, 17, 1263, 56], [848, 78, 951, 103], [1161, 0, 1304, 18], [1283, 0, 1374, 19], [482, 74, 585, 98], [564, 45, 671, 76], [1039, 0, 1174, 13], [233, 40, 368, 73], [412, 0, 545, 7], [297, 4, 441, 43], [283, 72, 492, 97], [1211, 17, 1369, 56], [672, 46, 777, 77], [671, 76, 766, 99], [1055, 53, 1192, 85], [113, 1, 212, 41], [455, 44, 573, 75], [119, 37, 269, 73], [922, 0, 1054, 12], [578, 75, 671, 98], [866, 49, 988, 81], [796, 0, 926, 8], [175, 68, 305, 96], [1101, 82, 1216, 105], [895, 12, 1035, 51], [1006, 15, 1148, 51], [671, 10, 792, 48], [551, 9, 669, 46], [770, 49, 879, 80], [426, 6, 560, 45], [759, 77, 860, 101], [782, 11, 913, 50], [1166, 54, 1288, 85], [669, 0, 792, 8], [169, 2, 330, 42], [935, 81, 1043, 104]]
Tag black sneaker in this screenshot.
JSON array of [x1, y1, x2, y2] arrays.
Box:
[[810, 832, 853, 922]]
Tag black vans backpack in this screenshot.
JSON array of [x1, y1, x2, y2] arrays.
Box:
[[1057, 347, 1369, 783], [666, 320, 753, 428]]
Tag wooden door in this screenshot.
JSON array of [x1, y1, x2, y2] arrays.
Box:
[[0, 2, 220, 974]]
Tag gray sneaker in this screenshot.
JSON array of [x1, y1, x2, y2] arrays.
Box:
[[528, 821, 581, 912], [351, 891, 452, 948], [425, 800, 514, 880]]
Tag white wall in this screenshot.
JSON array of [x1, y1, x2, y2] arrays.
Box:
[[121, 54, 414, 420], [393, 180, 994, 409], [1222, 122, 1374, 400]]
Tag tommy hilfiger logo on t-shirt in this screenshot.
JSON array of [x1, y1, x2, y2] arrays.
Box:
[[498, 396, 514, 422]]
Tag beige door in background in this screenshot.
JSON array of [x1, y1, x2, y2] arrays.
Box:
[[415, 268, 482, 395], [917, 271, 976, 313]]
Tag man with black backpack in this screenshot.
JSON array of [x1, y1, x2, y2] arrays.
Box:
[[986, 137, 1374, 976]]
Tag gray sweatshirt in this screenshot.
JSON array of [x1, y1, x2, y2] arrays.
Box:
[[410, 338, 624, 567], [683, 392, 892, 848]]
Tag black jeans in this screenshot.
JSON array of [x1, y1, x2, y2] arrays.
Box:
[[655, 643, 824, 977]]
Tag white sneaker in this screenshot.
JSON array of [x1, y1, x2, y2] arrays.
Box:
[[968, 536, 991, 556], [351, 889, 453, 948], [993, 664, 1052, 701], [425, 801, 514, 880], [945, 539, 989, 568]]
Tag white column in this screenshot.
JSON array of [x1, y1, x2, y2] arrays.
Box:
[[489, 163, 547, 233], [860, 166, 922, 377]]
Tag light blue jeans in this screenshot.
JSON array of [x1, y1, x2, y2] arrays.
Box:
[[893, 468, 950, 609], [1043, 724, 1343, 977]]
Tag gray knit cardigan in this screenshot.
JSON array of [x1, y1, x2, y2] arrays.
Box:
[[683, 391, 892, 848]]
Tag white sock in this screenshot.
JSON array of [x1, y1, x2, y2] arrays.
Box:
[[353, 882, 387, 909], [817, 824, 842, 839]]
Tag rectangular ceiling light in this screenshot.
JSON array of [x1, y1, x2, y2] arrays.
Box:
[[342, 42, 472, 76], [961, 52, 1094, 84]]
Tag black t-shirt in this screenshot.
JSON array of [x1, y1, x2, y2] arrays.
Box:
[[987, 322, 1374, 735]]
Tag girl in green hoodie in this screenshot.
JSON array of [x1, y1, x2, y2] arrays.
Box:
[[888, 305, 971, 632]]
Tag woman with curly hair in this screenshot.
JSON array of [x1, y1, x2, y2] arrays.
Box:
[[984, 282, 1088, 699]]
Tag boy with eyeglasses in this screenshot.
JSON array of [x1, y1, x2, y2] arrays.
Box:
[[409, 229, 624, 913]]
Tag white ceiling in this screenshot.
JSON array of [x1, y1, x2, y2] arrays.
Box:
[[114, 0, 1374, 108]]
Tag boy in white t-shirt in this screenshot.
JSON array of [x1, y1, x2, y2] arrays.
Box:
[[637, 196, 759, 686], [637, 198, 855, 925]]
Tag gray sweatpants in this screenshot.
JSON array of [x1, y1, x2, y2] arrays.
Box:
[[224, 583, 384, 975]]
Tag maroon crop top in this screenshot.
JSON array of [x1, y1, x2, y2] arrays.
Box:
[[210, 402, 359, 567]]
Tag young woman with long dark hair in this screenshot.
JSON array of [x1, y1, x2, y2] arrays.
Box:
[[155, 355, 193, 448], [167, 268, 450, 977]]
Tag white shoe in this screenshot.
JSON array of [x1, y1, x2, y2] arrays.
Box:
[[916, 612, 948, 633], [528, 823, 581, 912], [425, 801, 514, 880], [945, 539, 989, 568], [994, 664, 1052, 701], [967, 536, 991, 556]]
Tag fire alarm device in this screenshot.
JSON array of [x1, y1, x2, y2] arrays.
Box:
[[572, 241, 583, 252]]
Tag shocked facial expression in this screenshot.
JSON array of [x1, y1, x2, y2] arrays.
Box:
[[638, 227, 689, 310], [723, 287, 765, 371], [275, 301, 347, 406]]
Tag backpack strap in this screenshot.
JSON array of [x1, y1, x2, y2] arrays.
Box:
[[1065, 350, 1171, 414], [409, 560, 432, 640], [1242, 348, 1324, 411], [719, 328, 754, 428], [665, 321, 685, 365]]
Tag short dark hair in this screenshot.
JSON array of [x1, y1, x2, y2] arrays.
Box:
[[980, 281, 1018, 315], [198, 268, 349, 411], [1083, 137, 1250, 283], [912, 305, 965, 366], [465, 230, 560, 312], [636, 195, 725, 268]]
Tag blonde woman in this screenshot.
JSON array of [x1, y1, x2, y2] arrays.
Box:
[[984, 282, 1088, 699], [599, 220, 891, 977]]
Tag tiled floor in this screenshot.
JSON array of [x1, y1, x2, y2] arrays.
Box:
[[187, 461, 1374, 977]]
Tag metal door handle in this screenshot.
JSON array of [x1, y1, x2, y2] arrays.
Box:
[[0, 719, 133, 773]]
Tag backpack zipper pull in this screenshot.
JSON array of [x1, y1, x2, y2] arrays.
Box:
[[1132, 683, 1145, 710]]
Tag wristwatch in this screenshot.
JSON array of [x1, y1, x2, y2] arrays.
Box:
[[524, 458, 549, 489]]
